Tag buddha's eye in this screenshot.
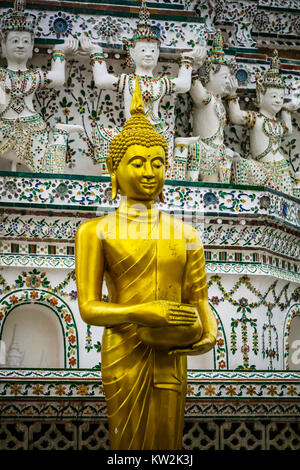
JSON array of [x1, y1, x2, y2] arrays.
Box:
[[131, 160, 143, 168], [152, 160, 163, 169]]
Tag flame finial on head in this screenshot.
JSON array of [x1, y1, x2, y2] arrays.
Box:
[[123, 1, 160, 66], [130, 76, 145, 116], [0, 0, 35, 36], [260, 50, 285, 90], [209, 30, 229, 66], [14, 0, 26, 13]]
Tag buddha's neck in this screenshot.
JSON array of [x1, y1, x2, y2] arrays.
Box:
[[118, 196, 158, 218]]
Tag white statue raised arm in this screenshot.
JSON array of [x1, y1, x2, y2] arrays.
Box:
[[177, 30, 238, 183], [0, 2, 83, 173], [80, 0, 206, 176], [227, 49, 300, 196]]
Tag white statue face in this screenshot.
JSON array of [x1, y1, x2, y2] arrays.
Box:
[[2, 31, 33, 63], [259, 87, 285, 115], [130, 40, 159, 71], [208, 65, 232, 96]]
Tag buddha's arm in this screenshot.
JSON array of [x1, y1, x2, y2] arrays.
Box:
[[170, 228, 217, 356], [75, 219, 197, 328]]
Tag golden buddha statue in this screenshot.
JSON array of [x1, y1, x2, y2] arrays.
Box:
[[75, 79, 217, 450]]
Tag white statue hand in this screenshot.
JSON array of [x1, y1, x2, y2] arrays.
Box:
[[193, 45, 207, 68], [226, 75, 238, 96], [80, 37, 103, 54], [181, 45, 207, 66], [54, 37, 78, 54], [283, 81, 300, 112]]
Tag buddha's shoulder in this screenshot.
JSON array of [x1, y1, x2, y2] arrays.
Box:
[[76, 214, 114, 237], [160, 211, 201, 242]]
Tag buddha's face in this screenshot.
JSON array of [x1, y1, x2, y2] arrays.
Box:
[[2, 31, 33, 63], [115, 144, 165, 201], [130, 40, 159, 71], [259, 87, 285, 115], [208, 65, 232, 96]]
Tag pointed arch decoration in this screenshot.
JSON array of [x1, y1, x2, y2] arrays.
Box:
[[0, 289, 79, 368], [282, 303, 300, 370], [210, 304, 229, 370]]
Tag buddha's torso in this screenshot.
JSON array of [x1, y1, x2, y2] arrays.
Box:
[[98, 209, 187, 305]]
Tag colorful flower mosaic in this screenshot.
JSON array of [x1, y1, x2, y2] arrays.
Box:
[[0, 175, 299, 229], [208, 274, 300, 370], [0, 369, 299, 403]]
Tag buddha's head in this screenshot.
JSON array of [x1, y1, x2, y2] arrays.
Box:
[[106, 78, 168, 202]]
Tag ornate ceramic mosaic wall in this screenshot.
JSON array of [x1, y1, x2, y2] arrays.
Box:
[[0, 0, 300, 451], [0, 369, 299, 449], [0, 174, 299, 373], [1, 0, 300, 176]]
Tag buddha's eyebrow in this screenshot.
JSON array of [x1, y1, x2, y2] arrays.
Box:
[[128, 156, 146, 163]]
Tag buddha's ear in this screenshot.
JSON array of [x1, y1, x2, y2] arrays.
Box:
[[106, 156, 118, 200], [159, 190, 164, 203]]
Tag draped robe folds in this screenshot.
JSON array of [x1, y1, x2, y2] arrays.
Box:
[[96, 206, 207, 450]]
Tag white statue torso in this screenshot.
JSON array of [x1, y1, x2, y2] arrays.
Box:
[[192, 94, 227, 146], [0, 67, 44, 119], [249, 112, 287, 163], [119, 73, 174, 124]]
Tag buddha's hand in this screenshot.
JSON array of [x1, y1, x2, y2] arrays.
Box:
[[134, 300, 198, 328], [54, 38, 79, 54], [80, 37, 103, 55], [168, 332, 216, 356], [283, 81, 300, 112]]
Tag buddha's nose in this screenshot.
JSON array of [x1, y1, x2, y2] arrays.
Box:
[[143, 162, 155, 177]]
